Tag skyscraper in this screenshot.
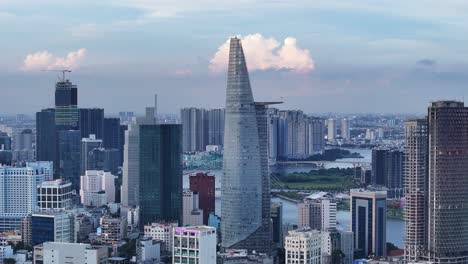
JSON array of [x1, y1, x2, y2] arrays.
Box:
[[427, 101, 468, 263], [13, 129, 34, 162], [54, 80, 78, 130], [206, 108, 225, 146], [36, 108, 56, 163], [181, 107, 206, 152], [341, 118, 350, 139], [138, 124, 182, 226], [57, 130, 81, 190], [80, 134, 103, 175], [327, 118, 336, 140], [350, 188, 387, 258], [79, 108, 104, 139], [404, 119, 428, 263], [221, 37, 272, 253]]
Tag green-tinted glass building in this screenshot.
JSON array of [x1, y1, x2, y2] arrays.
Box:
[[139, 124, 182, 226]]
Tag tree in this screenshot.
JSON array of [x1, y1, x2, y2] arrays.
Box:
[[332, 249, 345, 264], [3, 258, 16, 264]]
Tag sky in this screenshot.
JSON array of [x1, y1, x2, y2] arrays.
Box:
[[2, 0, 468, 115]]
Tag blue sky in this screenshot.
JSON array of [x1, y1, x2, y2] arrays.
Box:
[[1, 0, 468, 114]]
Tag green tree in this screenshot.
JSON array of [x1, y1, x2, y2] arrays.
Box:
[[4, 258, 16, 264]]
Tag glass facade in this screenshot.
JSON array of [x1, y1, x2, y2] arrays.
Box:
[[139, 124, 182, 226], [31, 216, 54, 246], [57, 130, 81, 190]]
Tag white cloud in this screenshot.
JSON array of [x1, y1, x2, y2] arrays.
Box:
[[22, 48, 87, 71], [209, 34, 314, 73]]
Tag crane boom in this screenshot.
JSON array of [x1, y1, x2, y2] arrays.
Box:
[[41, 69, 72, 81]]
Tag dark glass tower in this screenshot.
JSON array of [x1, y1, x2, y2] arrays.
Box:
[[36, 109, 56, 163], [57, 130, 81, 190], [55, 80, 78, 130], [79, 108, 104, 139], [138, 124, 182, 227]]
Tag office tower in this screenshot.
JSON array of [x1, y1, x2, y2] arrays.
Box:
[[182, 190, 204, 227], [350, 188, 387, 258], [80, 170, 116, 207], [36, 108, 56, 163], [271, 202, 283, 248], [33, 242, 108, 264], [79, 108, 104, 139], [427, 101, 468, 263], [321, 229, 341, 264], [31, 211, 74, 246], [0, 150, 12, 166], [13, 129, 34, 162], [297, 198, 336, 231], [341, 118, 350, 139], [221, 37, 272, 253], [206, 108, 225, 146], [98, 215, 126, 245], [404, 119, 428, 263], [103, 117, 126, 165], [119, 111, 135, 124], [0, 162, 53, 231], [144, 222, 179, 253], [268, 110, 279, 162], [137, 237, 161, 263], [181, 107, 206, 152], [139, 124, 182, 226], [173, 226, 217, 264], [81, 134, 103, 174], [121, 121, 140, 208], [327, 118, 336, 140], [371, 148, 387, 186], [285, 229, 321, 264], [339, 230, 354, 264], [189, 173, 215, 225], [371, 148, 404, 198], [55, 79, 78, 130], [37, 179, 73, 211], [57, 130, 81, 190], [284, 111, 307, 159]]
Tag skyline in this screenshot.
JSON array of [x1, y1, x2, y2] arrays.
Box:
[[2, 1, 468, 114]]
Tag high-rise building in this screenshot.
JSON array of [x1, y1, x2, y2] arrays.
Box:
[[33, 242, 108, 264], [341, 118, 350, 139], [37, 179, 73, 211], [404, 119, 428, 263], [321, 228, 341, 264], [79, 108, 104, 139], [327, 118, 336, 140], [307, 117, 325, 155], [0, 132, 11, 150], [80, 170, 116, 207], [121, 121, 140, 208], [350, 188, 387, 258], [57, 130, 81, 190], [139, 124, 182, 226], [206, 108, 225, 146], [297, 198, 336, 231], [271, 202, 283, 248], [371, 149, 387, 186], [339, 230, 354, 264], [221, 37, 272, 253], [36, 108, 56, 163], [0, 162, 53, 231], [55, 80, 78, 130], [189, 173, 215, 225], [285, 229, 321, 264], [182, 190, 204, 227], [371, 148, 404, 198], [31, 211, 74, 246], [426, 101, 468, 263], [173, 226, 217, 264], [80, 134, 103, 175], [181, 107, 206, 152], [144, 222, 179, 253], [103, 117, 125, 165], [13, 129, 34, 162]]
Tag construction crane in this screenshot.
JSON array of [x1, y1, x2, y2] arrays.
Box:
[[41, 69, 72, 81]]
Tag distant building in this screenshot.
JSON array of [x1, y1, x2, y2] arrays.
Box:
[[37, 179, 73, 211], [350, 188, 387, 258], [371, 149, 404, 198], [144, 222, 178, 253], [57, 130, 81, 191], [341, 118, 350, 139], [339, 230, 354, 264], [31, 211, 74, 246], [33, 242, 108, 264], [297, 198, 336, 231], [285, 229, 321, 264], [189, 172, 215, 224], [35, 108, 56, 164], [80, 170, 116, 207], [12, 129, 34, 162], [80, 134, 103, 174], [0, 162, 53, 231], [181, 108, 206, 152], [182, 190, 203, 227], [173, 226, 217, 264], [54, 80, 79, 130], [327, 118, 336, 140], [271, 202, 283, 248]]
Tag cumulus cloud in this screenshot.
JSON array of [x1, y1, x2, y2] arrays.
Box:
[[209, 34, 314, 73], [22, 48, 87, 71]]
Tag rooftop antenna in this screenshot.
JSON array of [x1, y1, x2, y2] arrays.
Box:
[[41, 69, 72, 81]]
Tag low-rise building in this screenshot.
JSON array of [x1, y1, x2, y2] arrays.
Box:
[[144, 222, 178, 253], [37, 179, 73, 211], [173, 226, 216, 264], [137, 237, 161, 264], [33, 242, 108, 264], [98, 215, 126, 245], [285, 229, 321, 264]]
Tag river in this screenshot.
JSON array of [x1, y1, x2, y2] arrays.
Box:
[[183, 148, 404, 248]]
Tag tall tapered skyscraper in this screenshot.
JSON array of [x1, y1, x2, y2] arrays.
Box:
[[221, 37, 272, 253]]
